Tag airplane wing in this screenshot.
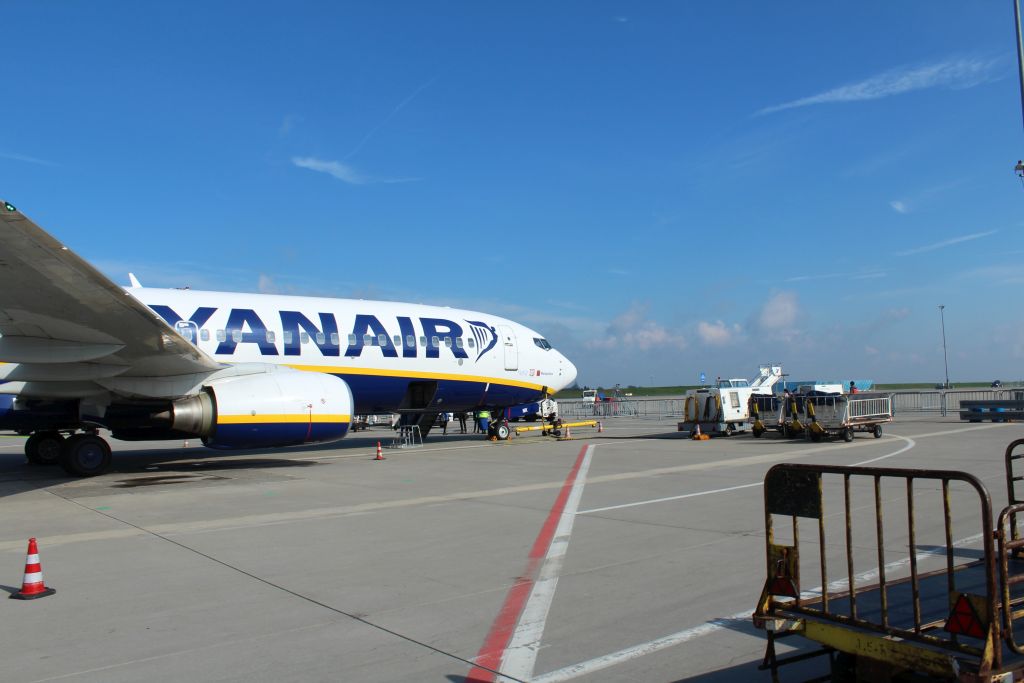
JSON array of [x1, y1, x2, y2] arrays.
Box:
[[0, 200, 222, 379]]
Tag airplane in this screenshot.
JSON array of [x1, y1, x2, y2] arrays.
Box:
[[0, 199, 577, 477]]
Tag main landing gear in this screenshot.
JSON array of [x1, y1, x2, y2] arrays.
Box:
[[24, 430, 112, 477]]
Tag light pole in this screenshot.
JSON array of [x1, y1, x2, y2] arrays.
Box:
[[938, 305, 950, 390], [1014, 0, 1024, 179]]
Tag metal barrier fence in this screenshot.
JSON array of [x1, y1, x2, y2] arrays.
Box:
[[891, 389, 1024, 416], [556, 398, 684, 420], [555, 390, 1024, 420]]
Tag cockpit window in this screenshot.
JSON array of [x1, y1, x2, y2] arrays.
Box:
[[533, 337, 552, 350]]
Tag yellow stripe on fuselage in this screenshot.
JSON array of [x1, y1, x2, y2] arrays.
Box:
[[282, 364, 548, 392], [217, 414, 351, 425]]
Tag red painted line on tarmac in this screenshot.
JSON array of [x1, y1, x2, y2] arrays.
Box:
[[465, 444, 590, 683]]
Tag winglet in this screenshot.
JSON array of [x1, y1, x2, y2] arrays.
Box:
[[128, 272, 142, 288]]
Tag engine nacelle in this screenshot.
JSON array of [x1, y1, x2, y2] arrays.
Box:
[[170, 369, 353, 450]]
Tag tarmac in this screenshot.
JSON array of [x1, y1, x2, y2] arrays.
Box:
[[1, 414, 1021, 682]]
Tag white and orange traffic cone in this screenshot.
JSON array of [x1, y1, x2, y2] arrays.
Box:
[[374, 441, 385, 461], [597, 421, 603, 433], [11, 538, 55, 600], [565, 426, 572, 440]]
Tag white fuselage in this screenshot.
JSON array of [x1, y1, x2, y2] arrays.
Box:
[[129, 288, 577, 414]]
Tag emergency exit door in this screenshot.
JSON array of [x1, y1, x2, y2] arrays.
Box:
[[497, 325, 518, 371]]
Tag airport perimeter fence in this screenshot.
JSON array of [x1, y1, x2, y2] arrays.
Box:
[[889, 389, 1024, 416], [556, 398, 684, 420], [555, 390, 1023, 421]]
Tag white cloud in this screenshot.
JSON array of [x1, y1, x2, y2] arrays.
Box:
[[258, 273, 278, 294], [697, 320, 740, 346], [292, 156, 419, 185], [757, 291, 799, 333], [585, 303, 687, 352], [279, 114, 300, 136], [292, 157, 367, 185], [889, 200, 909, 214], [0, 151, 57, 166], [757, 57, 1000, 116], [896, 229, 997, 256]]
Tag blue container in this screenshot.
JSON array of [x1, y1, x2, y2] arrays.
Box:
[[479, 417, 490, 432]]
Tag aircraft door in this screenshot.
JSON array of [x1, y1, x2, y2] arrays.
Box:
[[498, 325, 518, 371]]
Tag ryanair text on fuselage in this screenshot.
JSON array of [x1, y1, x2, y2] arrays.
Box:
[[151, 305, 499, 361]]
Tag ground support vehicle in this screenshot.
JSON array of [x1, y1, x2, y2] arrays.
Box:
[[679, 366, 784, 437], [753, 440, 1024, 682], [504, 398, 558, 422]]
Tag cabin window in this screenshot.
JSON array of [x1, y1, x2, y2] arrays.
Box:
[[231, 330, 242, 343], [216, 329, 226, 342], [330, 332, 339, 346], [363, 333, 374, 346], [300, 332, 309, 344], [406, 334, 415, 348], [267, 330, 276, 343], [444, 337, 453, 348], [378, 333, 387, 346], [348, 334, 356, 346], [200, 329, 210, 342], [393, 335, 402, 347], [468, 338, 476, 349], [455, 337, 464, 349], [419, 336, 427, 347], [431, 335, 440, 348], [282, 331, 293, 345], [315, 332, 325, 345]]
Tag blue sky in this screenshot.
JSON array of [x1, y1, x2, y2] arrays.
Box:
[[2, 2, 1022, 386]]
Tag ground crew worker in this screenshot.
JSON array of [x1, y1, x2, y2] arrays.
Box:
[[849, 381, 858, 394], [476, 409, 491, 433]]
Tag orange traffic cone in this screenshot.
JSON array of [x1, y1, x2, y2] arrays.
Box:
[[597, 421, 603, 433], [375, 441, 385, 461], [565, 426, 572, 440], [692, 423, 702, 440], [11, 538, 55, 600]]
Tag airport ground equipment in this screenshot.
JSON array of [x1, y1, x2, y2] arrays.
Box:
[[504, 398, 558, 422], [678, 365, 784, 437], [390, 425, 423, 449], [802, 392, 893, 442], [961, 399, 1024, 423], [752, 392, 892, 442], [513, 418, 598, 439], [753, 441, 1024, 682]]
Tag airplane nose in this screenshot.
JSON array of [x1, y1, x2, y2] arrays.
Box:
[[560, 353, 578, 389]]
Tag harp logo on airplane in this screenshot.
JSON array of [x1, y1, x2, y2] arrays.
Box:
[[150, 305, 500, 362]]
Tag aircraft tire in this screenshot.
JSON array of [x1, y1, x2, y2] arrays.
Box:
[[59, 434, 112, 477], [494, 424, 510, 440], [25, 432, 65, 466]]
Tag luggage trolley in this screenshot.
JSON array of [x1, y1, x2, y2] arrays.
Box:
[[802, 391, 893, 442]]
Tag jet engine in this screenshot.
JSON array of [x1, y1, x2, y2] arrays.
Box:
[[167, 369, 354, 449]]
